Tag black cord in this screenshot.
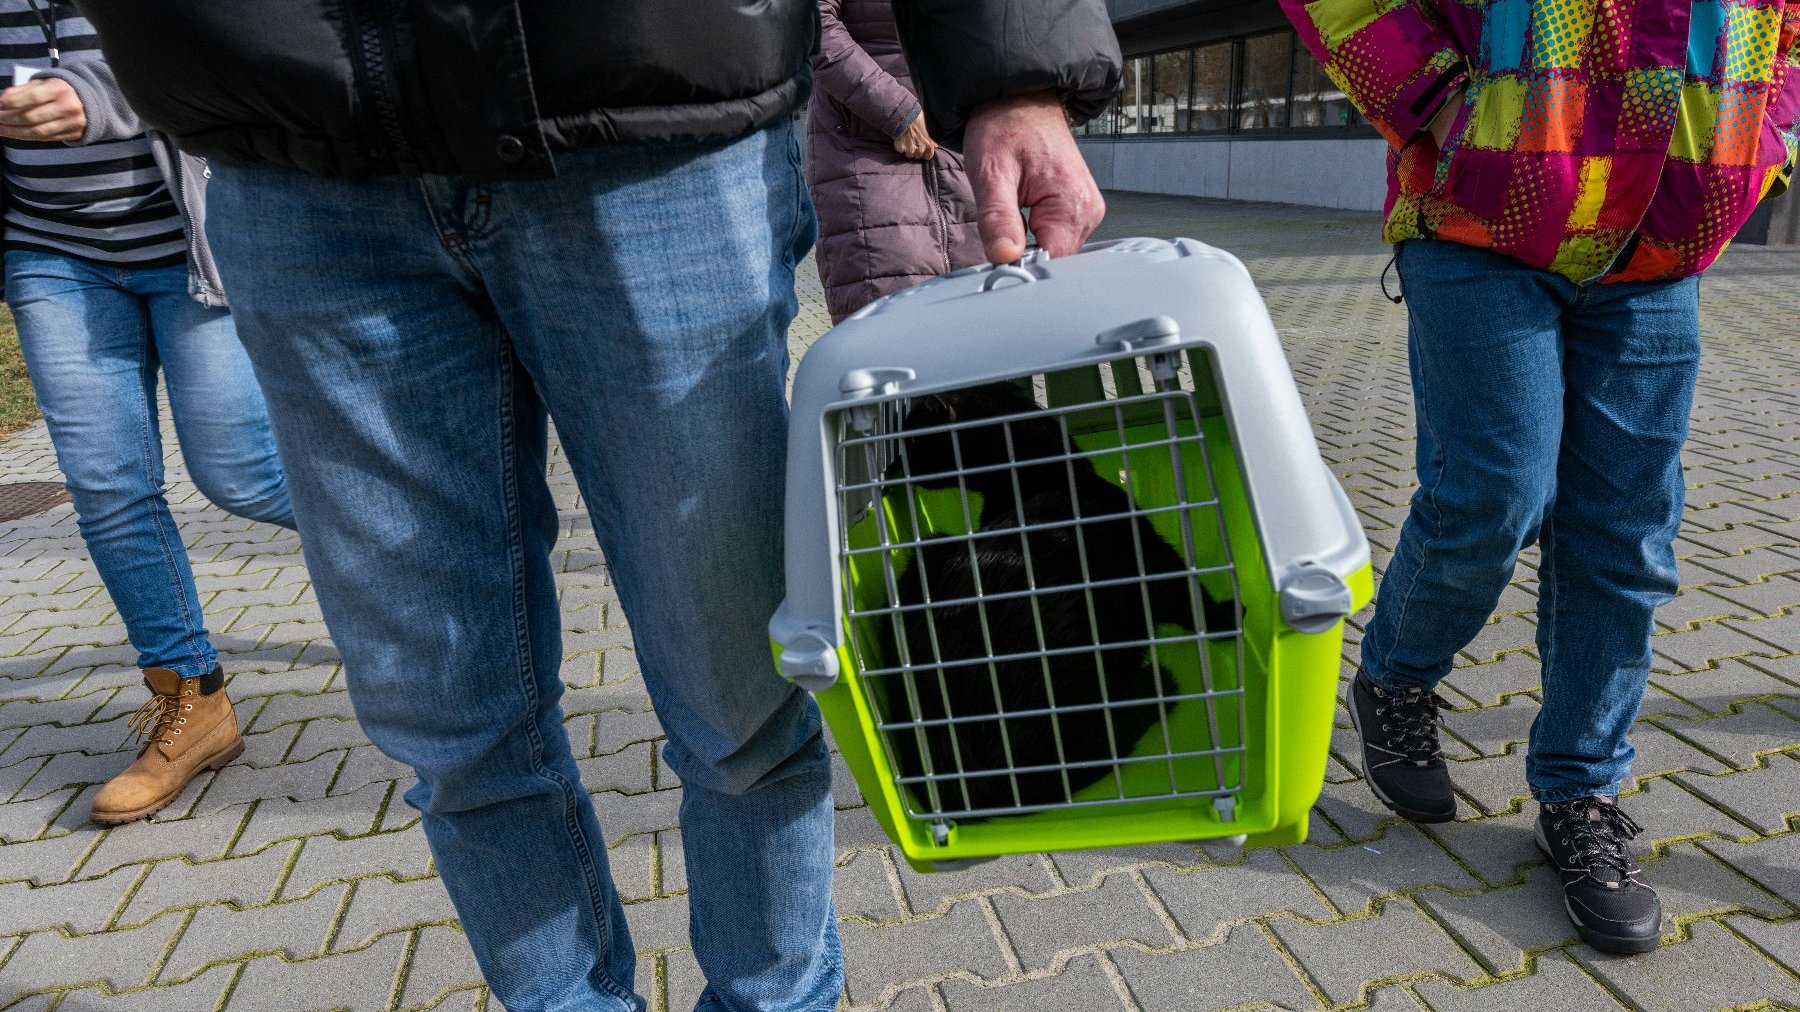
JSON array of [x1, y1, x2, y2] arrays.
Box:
[[23, 0, 58, 67], [1379, 251, 1404, 304]]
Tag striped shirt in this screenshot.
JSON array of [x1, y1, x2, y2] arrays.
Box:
[[0, 1, 184, 266]]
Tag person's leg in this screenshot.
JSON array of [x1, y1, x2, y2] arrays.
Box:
[[1528, 277, 1701, 801], [1349, 239, 1570, 822], [204, 167, 640, 1012], [1522, 273, 1698, 956], [134, 262, 294, 530], [1359, 240, 1570, 692], [5, 250, 217, 677], [472, 120, 840, 1012]]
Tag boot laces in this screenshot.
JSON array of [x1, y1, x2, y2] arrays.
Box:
[[1376, 687, 1449, 764], [1548, 799, 1642, 884], [125, 691, 182, 748]]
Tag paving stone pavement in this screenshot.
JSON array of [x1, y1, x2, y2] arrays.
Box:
[[0, 192, 1796, 1011]]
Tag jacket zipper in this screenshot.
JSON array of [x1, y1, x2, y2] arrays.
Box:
[[926, 160, 951, 273], [349, 0, 415, 170]]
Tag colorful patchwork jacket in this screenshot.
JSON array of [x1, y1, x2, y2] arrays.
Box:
[[1281, 0, 1800, 281]]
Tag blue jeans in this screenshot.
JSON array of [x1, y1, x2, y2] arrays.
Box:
[[1360, 239, 1701, 803], [203, 121, 840, 1012], [7, 251, 294, 677]]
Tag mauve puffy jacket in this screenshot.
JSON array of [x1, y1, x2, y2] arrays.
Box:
[[806, 0, 985, 323]]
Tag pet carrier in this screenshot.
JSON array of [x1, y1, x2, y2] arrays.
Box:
[[770, 238, 1371, 872]]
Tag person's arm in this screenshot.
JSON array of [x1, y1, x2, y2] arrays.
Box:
[[814, 0, 925, 140], [890, 0, 1119, 264], [1278, 0, 1468, 149], [891, 0, 1120, 151], [32, 56, 143, 144], [1761, 5, 1799, 199]]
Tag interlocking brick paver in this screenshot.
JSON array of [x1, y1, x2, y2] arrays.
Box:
[[0, 911, 182, 994], [1269, 898, 1482, 1006], [1141, 848, 1332, 941], [80, 810, 247, 877], [660, 946, 705, 1012], [1048, 841, 1213, 887], [281, 825, 432, 901], [1111, 925, 1319, 1012], [1642, 841, 1793, 923], [1674, 753, 1800, 834], [330, 744, 412, 798], [1573, 918, 1800, 1012], [230, 781, 387, 856], [577, 740, 655, 796], [159, 883, 348, 984], [1415, 865, 1579, 974], [622, 894, 690, 953], [118, 843, 298, 925], [839, 900, 1010, 1005], [1412, 954, 1626, 1012], [1283, 823, 1479, 916], [835, 849, 902, 924], [395, 925, 484, 1011], [0, 863, 140, 935], [990, 874, 1172, 970], [53, 962, 239, 1012], [1699, 833, 1800, 908], [1725, 913, 1800, 976], [223, 932, 409, 1012], [895, 853, 1057, 915], [188, 750, 345, 817], [334, 875, 459, 950], [938, 953, 1127, 1011], [1655, 702, 1800, 769]]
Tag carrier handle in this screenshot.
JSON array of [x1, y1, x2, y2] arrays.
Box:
[[980, 264, 1036, 292]]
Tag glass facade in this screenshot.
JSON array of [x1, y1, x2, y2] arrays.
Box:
[[1077, 28, 1363, 137]]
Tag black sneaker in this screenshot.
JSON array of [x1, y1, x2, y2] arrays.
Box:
[[1536, 796, 1662, 954], [1346, 670, 1456, 822]]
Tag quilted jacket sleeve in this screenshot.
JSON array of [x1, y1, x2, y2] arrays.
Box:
[[1763, 4, 1799, 198], [814, 0, 921, 138], [891, 0, 1121, 150], [1278, 0, 1468, 148]]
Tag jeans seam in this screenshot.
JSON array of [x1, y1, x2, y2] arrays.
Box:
[[1376, 317, 1450, 689], [494, 336, 632, 1003], [417, 177, 483, 282], [135, 306, 210, 676]]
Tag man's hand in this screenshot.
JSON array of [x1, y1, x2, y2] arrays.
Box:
[[0, 77, 87, 143], [1425, 88, 1465, 150], [893, 113, 937, 161], [964, 92, 1104, 264]]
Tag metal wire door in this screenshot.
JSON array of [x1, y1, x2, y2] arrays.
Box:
[[830, 352, 1249, 830]]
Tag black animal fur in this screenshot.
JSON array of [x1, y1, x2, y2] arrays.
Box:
[[882, 382, 1236, 815]]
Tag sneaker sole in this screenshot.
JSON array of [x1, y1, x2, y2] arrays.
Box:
[[90, 737, 246, 826], [1533, 828, 1660, 955], [1347, 688, 1456, 824]]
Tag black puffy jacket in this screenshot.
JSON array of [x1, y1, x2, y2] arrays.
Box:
[[74, 1, 1120, 183]]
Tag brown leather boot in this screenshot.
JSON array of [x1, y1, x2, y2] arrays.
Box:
[[91, 667, 244, 825]]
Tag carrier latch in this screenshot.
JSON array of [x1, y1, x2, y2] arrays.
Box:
[[1279, 562, 1355, 634], [776, 629, 841, 692]]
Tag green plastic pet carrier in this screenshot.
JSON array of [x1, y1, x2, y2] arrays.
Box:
[[770, 238, 1372, 872]]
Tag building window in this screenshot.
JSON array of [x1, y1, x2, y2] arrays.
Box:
[[1289, 42, 1360, 128], [1190, 42, 1232, 132], [1079, 29, 1368, 138], [1235, 32, 1293, 130], [1119, 56, 1146, 134], [1148, 49, 1189, 133]]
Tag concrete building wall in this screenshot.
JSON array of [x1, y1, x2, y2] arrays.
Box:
[[1078, 136, 1390, 211]]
